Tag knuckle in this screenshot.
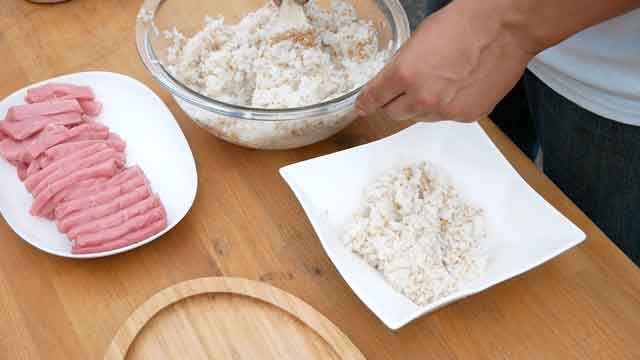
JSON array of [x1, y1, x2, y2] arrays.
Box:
[[358, 89, 374, 107], [363, 88, 381, 105], [394, 67, 412, 86]]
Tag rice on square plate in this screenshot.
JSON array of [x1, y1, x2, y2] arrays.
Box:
[[344, 161, 487, 305]]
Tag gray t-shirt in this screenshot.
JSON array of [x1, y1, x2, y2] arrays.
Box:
[[528, 9, 640, 125]]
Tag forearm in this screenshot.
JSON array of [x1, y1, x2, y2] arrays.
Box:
[[453, 0, 640, 54]]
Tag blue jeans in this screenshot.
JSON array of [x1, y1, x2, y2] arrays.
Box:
[[492, 71, 640, 266]]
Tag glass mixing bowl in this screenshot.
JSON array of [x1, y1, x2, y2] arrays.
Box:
[[136, 0, 410, 149]]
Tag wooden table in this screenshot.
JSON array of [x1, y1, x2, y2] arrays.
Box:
[[2, 1, 640, 359]]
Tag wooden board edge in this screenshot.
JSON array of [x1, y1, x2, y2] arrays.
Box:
[[104, 277, 365, 359]]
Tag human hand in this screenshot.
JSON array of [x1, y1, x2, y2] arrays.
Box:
[[355, 0, 539, 122]]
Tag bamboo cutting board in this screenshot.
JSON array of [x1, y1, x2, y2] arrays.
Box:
[[104, 277, 365, 359]]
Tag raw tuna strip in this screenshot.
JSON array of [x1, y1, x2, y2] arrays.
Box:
[[27, 123, 107, 160], [62, 166, 143, 202], [39, 178, 108, 219], [0, 112, 84, 140], [25, 143, 111, 191], [71, 218, 167, 254], [27, 122, 108, 161], [74, 206, 166, 248], [79, 100, 102, 116], [0, 128, 7, 141], [54, 174, 146, 219], [0, 124, 67, 163], [30, 159, 123, 216], [40, 134, 125, 168], [0, 122, 109, 163], [0, 138, 27, 163], [25, 157, 43, 178], [65, 122, 108, 137], [57, 185, 151, 233], [106, 133, 126, 151], [5, 99, 82, 122], [16, 162, 28, 181], [30, 148, 123, 195], [25, 83, 94, 103], [68, 129, 109, 142], [67, 195, 160, 239]]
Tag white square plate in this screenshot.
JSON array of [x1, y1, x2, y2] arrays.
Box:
[[280, 122, 585, 329], [0, 72, 198, 258]]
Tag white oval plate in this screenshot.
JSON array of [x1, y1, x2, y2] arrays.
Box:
[[0, 72, 198, 258]]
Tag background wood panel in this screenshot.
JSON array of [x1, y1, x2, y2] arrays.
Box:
[[1, 1, 640, 359]]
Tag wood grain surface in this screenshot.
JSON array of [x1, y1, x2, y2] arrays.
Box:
[[1, 1, 640, 359], [105, 277, 364, 359]]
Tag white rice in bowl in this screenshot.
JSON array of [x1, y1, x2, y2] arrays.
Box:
[[162, 0, 390, 148]]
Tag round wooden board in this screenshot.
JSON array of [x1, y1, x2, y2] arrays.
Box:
[[105, 277, 365, 359]]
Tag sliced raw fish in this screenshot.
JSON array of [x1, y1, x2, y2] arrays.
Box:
[[26, 143, 111, 190], [0, 112, 84, 140], [0, 124, 68, 163], [40, 133, 125, 168], [31, 159, 123, 216], [30, 148, 124, 195], [79, 100, 102, 116], [39, 178, 108, 219], [25, 157, 43, 178], [74, 206, 166, 248], [28, 122, 108, 160], [71, 218, 167, 254], [68, 129, 109, 142], [62, 166, 143, 202], [67, 195, 160, 239], [26, 83, 94, 104], [54, 173, 146, 219], [5, 99, 82, 122], [105, 133, 126, 151], [57, 185, 151, 233], [0, 122, 109, 164], [16, 162, 28, 181]]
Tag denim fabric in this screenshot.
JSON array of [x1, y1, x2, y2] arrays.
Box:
[[522, 71, 640, 266], [400, 0, 450, 30], [490, 79, 540, 160]]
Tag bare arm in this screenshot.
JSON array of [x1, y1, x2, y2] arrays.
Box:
[[355, 0, 640, 122], [502, 0, 640, 50]]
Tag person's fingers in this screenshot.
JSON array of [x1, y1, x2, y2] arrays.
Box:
[[381, 94, 419, 121], [379, 107, 443, 123], [416, 113, 445, 122], [355, 61, 407, 116]]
